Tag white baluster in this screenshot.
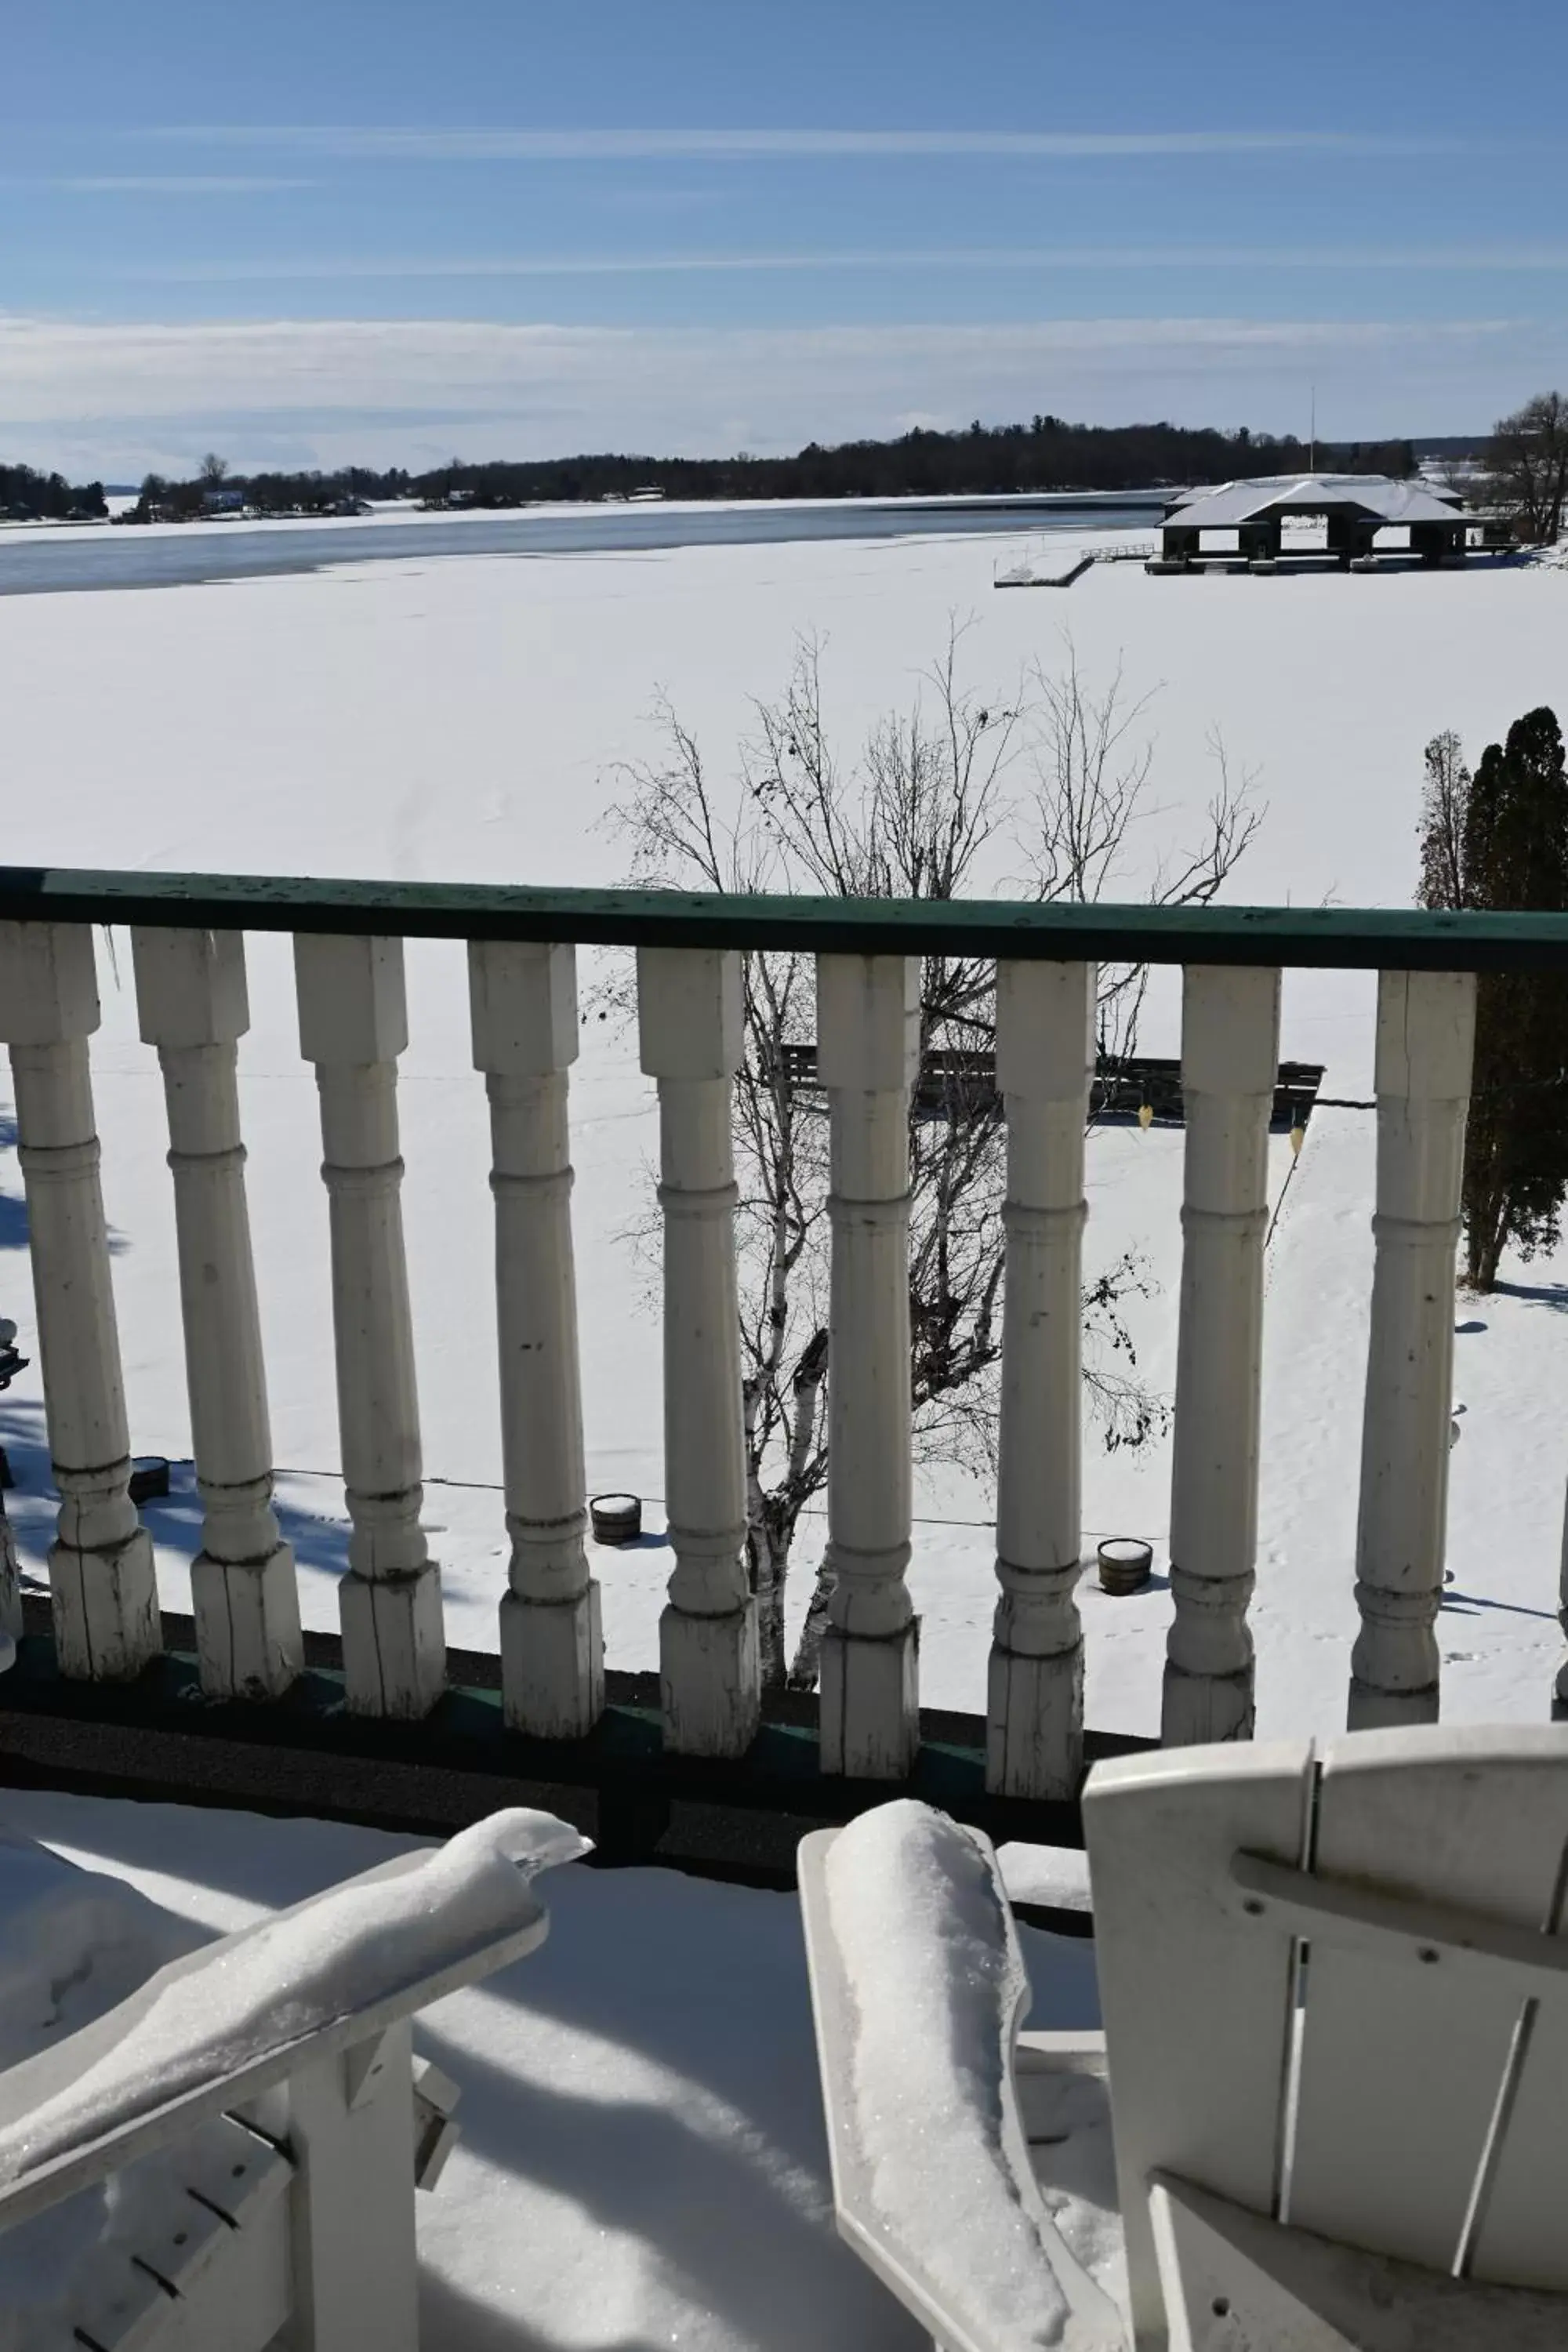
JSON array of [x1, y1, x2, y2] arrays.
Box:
[[469, 939, 602, 1738], [988, 960, 1096, 1798], [133, 927, 303, 1699], [1163, 964, 1281, 1745], [817, 953, 920, 1779], [637, 948, 759, 1756], [295, 935, 444, 1719], [1348, 969, 1475, 1729], [0, 922, 158, 1679]]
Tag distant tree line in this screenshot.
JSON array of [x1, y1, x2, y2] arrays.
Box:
[[0, 463, 107, 521], [1483, 391, 1568, 545], [116, 416, 1416, 522]]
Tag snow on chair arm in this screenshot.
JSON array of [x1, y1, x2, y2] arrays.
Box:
[[0, 1807, 588, 2232], [799, 1802, 1122, 2352]]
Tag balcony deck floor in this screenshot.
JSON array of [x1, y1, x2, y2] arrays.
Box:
[[0, 1782, 1109, 2351]]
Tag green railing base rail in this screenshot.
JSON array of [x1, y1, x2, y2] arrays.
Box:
[[0, 1610, 1142, 1933], [6, 864, 1568, 970]]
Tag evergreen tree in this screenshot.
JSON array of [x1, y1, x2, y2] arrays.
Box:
[[1450, 708, 1568, 1288]]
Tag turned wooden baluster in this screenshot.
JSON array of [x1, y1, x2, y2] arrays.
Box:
[[295, 933, 445, 1719], [0, 920, 158, 1679], [1349, 969, 1476, 1729], [1163, 964, 1280, 1746], [988, 959, 1096, 1798], [469, 939, 602, 1738], [637, 947, 760, 1756], [133, 925, 303, 1699], [817, 953, 920, 1779]]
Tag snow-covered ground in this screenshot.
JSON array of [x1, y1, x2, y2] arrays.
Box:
[[2, 528, 1566, 1737]]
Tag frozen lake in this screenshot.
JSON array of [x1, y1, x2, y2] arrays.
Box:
[[0, 492, 1160, 596], [2, 527, 1564, 1740]]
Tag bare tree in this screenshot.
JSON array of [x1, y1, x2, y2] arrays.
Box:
[[604, 626, 1261, 1688], [1484, 392, 1568, 546], [1417, 730, 1472, 912], [198, 453, 230, 487]]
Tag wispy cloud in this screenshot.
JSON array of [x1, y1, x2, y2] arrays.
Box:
[[125, 242, 1568, 284], [38, 176, 316, 194], [2, 310, 1547, 482], [147, 125, 1466, 162]]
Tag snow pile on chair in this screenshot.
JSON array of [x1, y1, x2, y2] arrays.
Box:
[[824, 1800, 1074, 2352], [0, 1807, 589, 2187]]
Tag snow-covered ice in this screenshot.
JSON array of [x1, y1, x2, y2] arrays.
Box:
[[0, 524, 1565, 1744]]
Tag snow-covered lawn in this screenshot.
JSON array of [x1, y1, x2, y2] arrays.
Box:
[[0, 1787, 1098, 2350], [2, 528, 1566, 1737]]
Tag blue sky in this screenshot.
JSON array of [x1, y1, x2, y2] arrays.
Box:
[[5, 0, 1567, 477]]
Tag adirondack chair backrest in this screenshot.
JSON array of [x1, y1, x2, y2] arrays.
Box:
[[1083, 1725, 1568, 2349]]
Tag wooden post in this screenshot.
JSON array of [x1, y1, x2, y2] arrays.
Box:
[[637, 947, 759, 1756], [1348, 969, 1475, 1729], [295, 935, 444, 1719], [1163, 964, 1280, 1746], [469, 939, 602, 1738], [132, 927, 303, 1700], [988, 960, 1095, 1798], [817, 953, 920, 1779], [0, 921, 158, 1679], [284, 2021, 419, 2352]]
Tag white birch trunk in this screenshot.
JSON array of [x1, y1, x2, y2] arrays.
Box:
[[1163, 964, 1280, 1746], [0, 922, 158, 1679], [637, 948, 759, 1756], [1348, 969, 1476, 1729], [295, 934, 444, 1719], [816, 953, 920, 1778], [988, 960, 1095, 1798], [469, 939, 603, 1737], [132, 926, 303, 1700]]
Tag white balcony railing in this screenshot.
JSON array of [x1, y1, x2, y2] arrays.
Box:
[[0, 871, 1560, 1802]]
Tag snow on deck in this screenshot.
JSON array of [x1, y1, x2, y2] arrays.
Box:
[[0, 1789, 1100, 2352]]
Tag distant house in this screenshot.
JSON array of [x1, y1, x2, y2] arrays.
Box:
[[1156, 473, 1474, 569], [201, 486, 245, 517]]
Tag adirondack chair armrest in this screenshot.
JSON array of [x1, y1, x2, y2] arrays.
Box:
[[0, 1806, 588, 2234], [800, 1809, 1124, 2352]]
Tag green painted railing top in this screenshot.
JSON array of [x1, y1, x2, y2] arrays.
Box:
[[5, 864, 1568, 971]]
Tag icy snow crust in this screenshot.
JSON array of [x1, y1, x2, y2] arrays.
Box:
[[825, 1802, 1073, 2350], [0, 1808, 587, 2187]]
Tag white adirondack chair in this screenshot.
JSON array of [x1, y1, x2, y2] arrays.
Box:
[[800, 1725, 1568, 2352], [0, 1806, 587, 2351]]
